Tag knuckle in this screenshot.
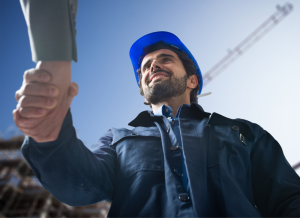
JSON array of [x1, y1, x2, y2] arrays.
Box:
[[24, 70, 31, 81], [19, 108, 36, 121], [23, 69, 29, 77], [47, 98, 56, 108], [18, 106, 26, 115], [23, 84, 29, 93], [18, 112, 27, 121], [15, 90, 20, 101], [39, 71, 50, 82], [18, 96, 26, 106], [23, 83, 32, 94]]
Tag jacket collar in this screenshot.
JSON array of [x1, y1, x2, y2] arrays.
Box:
[[128, 103, 211, 127]]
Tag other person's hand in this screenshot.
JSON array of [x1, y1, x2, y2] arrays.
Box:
[[13, 61, 78, 142]]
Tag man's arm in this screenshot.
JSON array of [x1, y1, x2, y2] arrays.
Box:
[[251, 128, 300, 216], [14, 68, 114, 205], [15, 2, 115, 205], [21, 111, 117, 206]]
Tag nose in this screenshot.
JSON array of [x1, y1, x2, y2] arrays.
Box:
[[150, 60, 161, 72]]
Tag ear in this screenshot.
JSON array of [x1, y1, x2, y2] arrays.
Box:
[[187, 75, 198, 89], [143, 98, 152, 107]]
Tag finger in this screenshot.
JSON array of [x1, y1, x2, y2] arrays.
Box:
[[18, 107, 48, 118], [13, 110, 55, 139], [13, 108, 44, 128], [68, 82, 79, 97], [13, 108, 44, 138], [27, 115, 62, 142], [18, 95, 57, 109], [15, 89, 22, 102], [21, 83, 59, 98], [16, 83, 59, 101], [23, 68, 51, 84]]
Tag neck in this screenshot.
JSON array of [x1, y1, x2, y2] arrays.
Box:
[[152, 93, 191, 117]]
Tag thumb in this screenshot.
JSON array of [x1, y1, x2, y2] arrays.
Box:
[[68, 82, 79, 97]]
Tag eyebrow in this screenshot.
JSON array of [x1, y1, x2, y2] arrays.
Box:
[[142, 54, 175, 72]]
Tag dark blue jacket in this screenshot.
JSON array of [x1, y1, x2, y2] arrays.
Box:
[[21, 103, 300, 217]]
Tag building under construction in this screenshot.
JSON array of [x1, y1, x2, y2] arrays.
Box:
[[0, 136, 111, 218]]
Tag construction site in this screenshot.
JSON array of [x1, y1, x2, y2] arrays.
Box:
[[0, 2, 299, 218]]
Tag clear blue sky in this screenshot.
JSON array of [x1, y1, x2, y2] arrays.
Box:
[[1, 1, 299, 173]]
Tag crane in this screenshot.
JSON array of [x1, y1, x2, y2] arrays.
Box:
[[200, 2, 299, 171], [202, 2, 294, 87]]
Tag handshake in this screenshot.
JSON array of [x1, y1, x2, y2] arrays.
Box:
[[13, 61, 78, 143]]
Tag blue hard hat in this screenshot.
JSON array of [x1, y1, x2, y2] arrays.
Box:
[[129, 31, 203, 94]]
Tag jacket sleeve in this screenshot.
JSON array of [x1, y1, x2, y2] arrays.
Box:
[[251, 127, 300, 216], [20, 0, 78, 62], [21, 111, 117, 206]]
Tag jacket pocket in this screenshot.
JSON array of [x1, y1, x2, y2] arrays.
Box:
[[111, 127, 164, 183], [207, 125, 251, 170]]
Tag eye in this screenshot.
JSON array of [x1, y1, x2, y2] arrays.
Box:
[[143, 63, 151, 72], [163, 57, 171, 62]]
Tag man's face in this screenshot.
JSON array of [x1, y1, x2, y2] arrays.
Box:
[[140, 49, 188, 104]]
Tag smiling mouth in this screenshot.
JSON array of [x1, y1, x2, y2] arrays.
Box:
[[150, 74, 168, 83], [148, 72, 171, 85]]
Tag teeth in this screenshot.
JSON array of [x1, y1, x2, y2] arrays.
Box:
[[152, 75, 165, 81]]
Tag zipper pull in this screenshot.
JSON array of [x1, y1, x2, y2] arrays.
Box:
[[172, 120, 175, 126]]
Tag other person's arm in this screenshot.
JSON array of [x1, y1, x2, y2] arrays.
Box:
[[20, 0, 78, 62], [15, 0, 79, 142]]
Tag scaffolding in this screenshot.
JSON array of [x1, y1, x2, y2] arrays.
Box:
[[0, 137, 110, 218]]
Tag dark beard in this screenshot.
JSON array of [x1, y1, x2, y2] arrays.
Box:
[[143, 73, 188, 105]]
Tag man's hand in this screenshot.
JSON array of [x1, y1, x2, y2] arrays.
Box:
[[13, 61, 78, 143]]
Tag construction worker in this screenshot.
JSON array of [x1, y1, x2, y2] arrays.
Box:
[[14, 1, 300, 217]]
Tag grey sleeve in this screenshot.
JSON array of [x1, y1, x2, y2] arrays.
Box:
[[20, 0, 78, 62]]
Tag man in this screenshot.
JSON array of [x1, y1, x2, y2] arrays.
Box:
[[14, 29, 300, 216], [14, 1, 300, 216]]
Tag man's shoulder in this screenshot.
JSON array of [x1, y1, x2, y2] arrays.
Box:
[[208, 112, 265, 142]]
